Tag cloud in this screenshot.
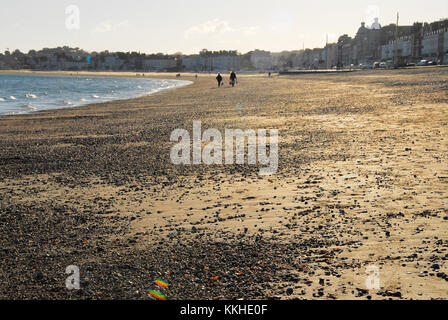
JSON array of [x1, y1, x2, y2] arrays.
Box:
[[92, 22, 112, 33], [242, 26, 260, 36], [91, 20, 129, 33], [184, 19, 259, 39], [114, 20, 130, 30], [184, 19, 233, 38]]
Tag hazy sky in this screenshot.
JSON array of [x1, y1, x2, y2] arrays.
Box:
[[1, 0, 447, 54]]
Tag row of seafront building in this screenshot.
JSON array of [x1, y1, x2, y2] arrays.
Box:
[[0, 49, 241, 73], [1, 19, 447, 72], [300, 19, 448, 69], [99, 50, 241, 72], [0, 48, 291, 72]]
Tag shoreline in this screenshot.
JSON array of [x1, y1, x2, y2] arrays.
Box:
[[0, 69, 199, 79], [0, 67, 447, 300], [0, 72, 194, 117]]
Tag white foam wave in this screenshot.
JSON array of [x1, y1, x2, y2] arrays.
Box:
[[1, 76, 193, 116], [23, 104, 37, 111]]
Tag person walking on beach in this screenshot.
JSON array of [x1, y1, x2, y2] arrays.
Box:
[[230, 71, 237, 87], [216, 73, 223, 87]]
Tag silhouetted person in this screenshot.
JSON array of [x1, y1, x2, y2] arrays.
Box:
[[230, 71, 237, 87], [216, 73, 223, 87]]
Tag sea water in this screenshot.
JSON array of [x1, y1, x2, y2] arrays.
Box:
[[0, 74, 191, 115]]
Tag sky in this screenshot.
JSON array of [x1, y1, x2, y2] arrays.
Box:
[[1, 0, 447, 54]]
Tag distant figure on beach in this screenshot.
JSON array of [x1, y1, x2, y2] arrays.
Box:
[[195, 74, 198, 79], [230, 71, 237, 87], [176, 73, 181, 79], [216, 73, 223, 87], [268, 72, 271, 78]]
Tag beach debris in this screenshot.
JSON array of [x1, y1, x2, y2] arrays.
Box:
[[149, 290, 167, 300], [155, 279, 169, 288], [149, 279, 169, 300]]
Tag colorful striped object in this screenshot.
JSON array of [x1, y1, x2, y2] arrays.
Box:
[[149, 290, 167, 300], [155, 280, 169, 288]]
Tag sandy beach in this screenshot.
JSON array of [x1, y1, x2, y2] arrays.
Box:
[[0, 68, 447, 300]]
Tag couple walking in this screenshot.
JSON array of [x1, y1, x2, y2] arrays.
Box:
[[216, 71, 237, 88]]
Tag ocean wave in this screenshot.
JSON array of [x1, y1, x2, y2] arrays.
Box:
[[23, 104, 37, 111], [1, 75, 192, 116]]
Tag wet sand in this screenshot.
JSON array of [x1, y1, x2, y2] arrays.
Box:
[[0, 68, 447, 300]]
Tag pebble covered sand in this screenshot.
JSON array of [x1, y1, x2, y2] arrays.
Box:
[[0, 68, 447, 300]]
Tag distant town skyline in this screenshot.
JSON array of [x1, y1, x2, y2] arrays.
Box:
[[1, 0, 447, 54]]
